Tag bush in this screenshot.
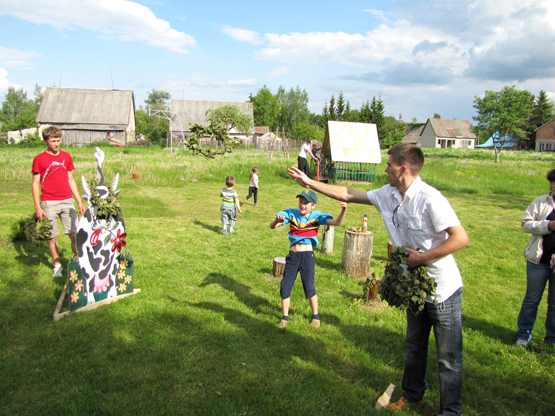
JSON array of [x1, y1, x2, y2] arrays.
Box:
[[128, 139, 153, 147]]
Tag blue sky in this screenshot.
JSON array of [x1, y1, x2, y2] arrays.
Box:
[[1, 0, 555, 123]]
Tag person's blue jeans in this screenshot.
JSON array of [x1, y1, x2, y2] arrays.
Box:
[[517, 261, 555, 344], [402, 287, 463, 416]]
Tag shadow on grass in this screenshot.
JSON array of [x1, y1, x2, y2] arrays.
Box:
[[193, 219, 221, 234], [462, 315, 515, 345]]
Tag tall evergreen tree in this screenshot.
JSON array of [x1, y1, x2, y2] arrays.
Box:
[[328, 94, 337, 122], [526, 90, 555, 148], [336, 92, 345, 121]]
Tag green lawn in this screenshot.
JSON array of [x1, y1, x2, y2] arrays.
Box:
[[1, 145, 554, 415]]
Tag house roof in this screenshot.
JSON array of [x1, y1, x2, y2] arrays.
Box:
[[402, 124, 425, 145], [321, 121, 381, 163], [170, 100, 253, 131], [37, 87, 134, 125], [535, 116, 555, 132], [426, 118, 476, 139]]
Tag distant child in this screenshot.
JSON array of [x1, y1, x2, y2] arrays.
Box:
[[32, 126, 85, 277], [220, 176, 241, 235], [270, 189, 347, 328], [244, 167, 259, 205]]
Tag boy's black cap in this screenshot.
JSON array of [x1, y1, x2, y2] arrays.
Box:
[[296, 189, 317, 204]]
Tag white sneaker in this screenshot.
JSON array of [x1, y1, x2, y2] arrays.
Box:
[[229, 229, 235, 233], [222, 229, 228, 236], [515, 339, 529, 349], [53, 264, 62, 277]]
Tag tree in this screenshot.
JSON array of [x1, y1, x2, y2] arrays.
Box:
[[248, 85, 279, 129], [473, 85, 534, 162], [205, 105, 253, 135], [0, 86, 42, 132], [144, 89, 171, 110], [433, 113, 441, 119], [336, 92, 345, 121], [380, 116, 406, 149], [295, 122, 324, 143], [525, 90, 555, 149], [370, 96, 385, 140], [275, 86, 310, 140], [135, 89, 172, 146]]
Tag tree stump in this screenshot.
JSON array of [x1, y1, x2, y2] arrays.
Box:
[[321, 225, 335, 254], [342, 230, 373, 278], [272, 257, 286, 277]]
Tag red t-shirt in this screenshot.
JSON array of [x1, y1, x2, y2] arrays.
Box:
[[32, 151, 76, 201]]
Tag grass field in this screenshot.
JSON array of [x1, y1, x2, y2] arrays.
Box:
[[1, 145, 555, 415]]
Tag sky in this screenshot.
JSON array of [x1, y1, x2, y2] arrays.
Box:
[[1, 0, 555, 124]]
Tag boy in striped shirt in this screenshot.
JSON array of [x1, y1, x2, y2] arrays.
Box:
[[270, 189, 346, 328], [220, 176, 241, 235]]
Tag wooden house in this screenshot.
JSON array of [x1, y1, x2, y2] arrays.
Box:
[[36, 87, 136, 146], [535, 117, 555, 152], [420, 118, 476, 149]]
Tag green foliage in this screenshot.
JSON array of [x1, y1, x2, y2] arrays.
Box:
[[144, 89, 171, 110], [87, 177, 122, 217], [433, 113, 441, 119], [135, 106, 169, 146], [249, 85, 279, 129], [378, 247, 437, 314], [205, 104, 253, 134], [187, 123, 241, 159], [275, 86, 310, 140], [13, 213, 53, 244], [14, 132, 43, 148], [0, 85, 43, 132], [525, 90, 555, 149], [473, 85, 534, 161], [294, 122, 324, 143]]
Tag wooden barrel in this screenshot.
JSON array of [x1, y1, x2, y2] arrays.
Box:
[[341, 230, 373, 278]]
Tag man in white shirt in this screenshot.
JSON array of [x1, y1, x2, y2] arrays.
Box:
[[288, 143, 468, 416], [298, 139, 318, 177]]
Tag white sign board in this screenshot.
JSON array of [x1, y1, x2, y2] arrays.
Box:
[[327, 121, 382, 164]]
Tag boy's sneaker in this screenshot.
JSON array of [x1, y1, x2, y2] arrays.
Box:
[[515, 339, 529, 349], [52, 264, 62, 277], [229, 229, 235, 233], [222, 229, 228, 236]]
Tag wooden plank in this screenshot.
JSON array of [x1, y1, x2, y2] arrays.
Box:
[[53, 289, 141, 321]]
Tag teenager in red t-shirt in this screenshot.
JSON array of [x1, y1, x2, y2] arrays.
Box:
[[32, 127, 85, 277]]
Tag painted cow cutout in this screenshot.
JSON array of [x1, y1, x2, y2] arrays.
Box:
[[75, 147, 126, 306]]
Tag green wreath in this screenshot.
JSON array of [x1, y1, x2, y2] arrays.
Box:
[[87, 177, 121, 217], [378, 246, 437, 314], [23, 214, 53, 245]]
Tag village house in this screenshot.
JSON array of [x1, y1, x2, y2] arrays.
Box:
[[419, 118, 476, 149], [535, 117, 555, 152], [36, 87, 136, 146]]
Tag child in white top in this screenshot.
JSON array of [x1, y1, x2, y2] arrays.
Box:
[[244, 167, 259, 206]]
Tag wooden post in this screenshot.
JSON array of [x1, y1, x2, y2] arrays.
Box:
[[387, 241, 394, 260], [341, 230, 373, 278], [321, 225, 334, 254], [273, 257, 286, 277]]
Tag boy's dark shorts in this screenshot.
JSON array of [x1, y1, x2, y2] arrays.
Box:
[[280, 251, 316, 299]]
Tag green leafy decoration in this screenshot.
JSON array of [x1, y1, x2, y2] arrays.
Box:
[[87, 177, 122, 217], [21, 213, 53, 245], [186, 123, 241, 159], [378, 246, 437, 314]]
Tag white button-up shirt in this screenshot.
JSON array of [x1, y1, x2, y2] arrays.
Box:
[[366, 176, 463, 303]]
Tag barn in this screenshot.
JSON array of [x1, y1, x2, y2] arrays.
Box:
[[317, 121, 382, 183], [36, 87, 136, 146], [420, 118, 476, 149]]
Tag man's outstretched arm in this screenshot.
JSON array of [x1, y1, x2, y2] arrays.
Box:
[[288, 166, 372, 205]]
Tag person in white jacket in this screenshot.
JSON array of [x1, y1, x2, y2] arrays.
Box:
[[516, 169, 555, 349]]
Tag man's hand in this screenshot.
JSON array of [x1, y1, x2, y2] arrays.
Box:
[[405, 248, 426, 268], [288, 166, 312, 188]]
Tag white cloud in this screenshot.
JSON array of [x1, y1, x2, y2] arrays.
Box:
[[0, 0, 196, 53], [253, 0, 555, 86], [268, 66, 290, 79], [0, 45, 42, 60], [227, 78, 256, 86], [221, 26, 262, 45], [0, 68, 12, 91]]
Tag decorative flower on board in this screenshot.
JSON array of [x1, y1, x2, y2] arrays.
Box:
[[74, 280, 83, 291], [118, 270, 126, 280], [119, 259, 128, 270], [124, 275, 132, 284], [69, 270, 79, 282], [110, 229, 127, 253], [90, 229, 102, 246], [118, 283, 127, 293], [70, 292, 79, 303]]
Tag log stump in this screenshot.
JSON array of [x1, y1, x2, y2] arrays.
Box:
[[342, 230, 373, 278], [321, 225, 335, 254], [272, 257, 286, 277]]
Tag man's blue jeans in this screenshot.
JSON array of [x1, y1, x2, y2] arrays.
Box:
[[517, 261, 555, 344], [402, 287, 463, 416]]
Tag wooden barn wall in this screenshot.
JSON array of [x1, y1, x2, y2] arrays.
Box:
[[61, 130, 124, 146]]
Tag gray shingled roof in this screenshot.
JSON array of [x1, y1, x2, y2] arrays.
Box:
[[402, 124, 425, 145], [171, 100, 253, 131], [428, 118, 476, 139], [37, 87, 134, 125]]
